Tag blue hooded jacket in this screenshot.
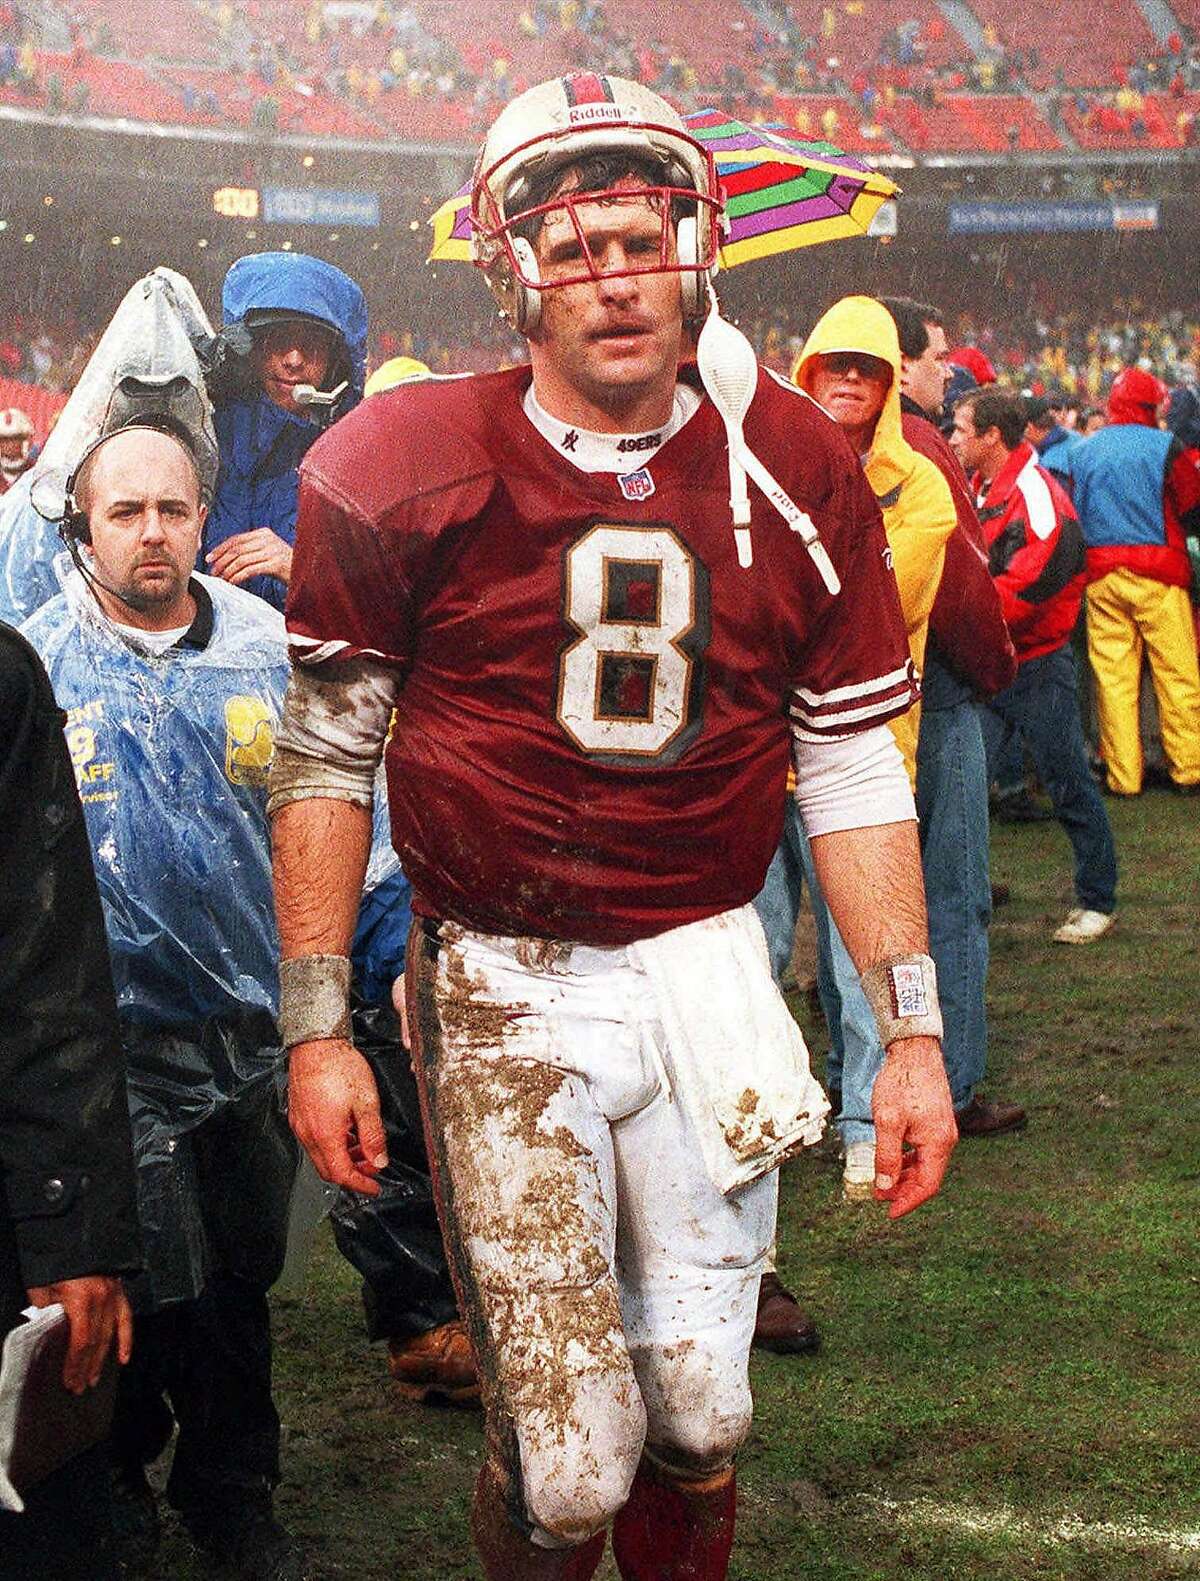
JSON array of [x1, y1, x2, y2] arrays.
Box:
[[205, 252, 367, 610], [22, 567, 291, 1033]]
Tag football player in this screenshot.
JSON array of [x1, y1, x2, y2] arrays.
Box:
[[269, 73, 957, 1580], [0, 406, 36, 495]]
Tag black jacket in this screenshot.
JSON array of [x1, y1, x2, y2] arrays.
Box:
[[0, 622, 140, 1334]]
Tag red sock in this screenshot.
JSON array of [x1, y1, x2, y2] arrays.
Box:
[[611, 1461, 736, 1580], [472, 1461, 607, 1581]]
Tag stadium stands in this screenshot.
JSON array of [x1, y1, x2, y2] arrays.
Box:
[[806, 0, 971, 76], [0, 376, 67, 444], [882, 92, 1063, 152], [598, 0, 759, 81], [238, 0, 396, 73], [75, 0, 225, 66], [417, 0, 585, 88], [156, 62, 387, 137], [769, 93, 895, 152], [1062, 89, 1200, 149], [982, 0, 1161, 88], [1, 0, 1198, 156], [371, 82, 480, 139], [0, 49, 199, 122]]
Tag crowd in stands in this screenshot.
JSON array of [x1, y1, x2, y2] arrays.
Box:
[[3, 0, 1200, 152], [698, 302, 1200, 397], [5, 299, 1197, 414], [1057, 29, 1200, 147], [954, 305, 1200, 399], [0, 312, 98, 394]]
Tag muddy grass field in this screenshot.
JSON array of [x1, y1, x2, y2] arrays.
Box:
[[155, 790, 1199, 1579]]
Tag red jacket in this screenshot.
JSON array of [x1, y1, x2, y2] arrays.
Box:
[[901, 406, 1016, 696], [972, 441, 1086, 664]]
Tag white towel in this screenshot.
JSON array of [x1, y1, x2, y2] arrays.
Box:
[[628, 905, 829, 1195]]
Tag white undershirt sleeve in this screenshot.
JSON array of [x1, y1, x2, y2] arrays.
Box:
[[791, 723, 916, 837]]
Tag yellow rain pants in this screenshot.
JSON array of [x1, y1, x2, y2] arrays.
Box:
[[1085, 567, 1200, 794]]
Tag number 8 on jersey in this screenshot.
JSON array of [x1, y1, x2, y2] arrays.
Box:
[[556, 522, 711, 763]]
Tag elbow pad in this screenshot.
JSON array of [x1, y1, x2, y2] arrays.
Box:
[[267, 657, 400, 818]]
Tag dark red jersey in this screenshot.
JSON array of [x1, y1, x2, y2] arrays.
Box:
[[287, 365, 917, 945]]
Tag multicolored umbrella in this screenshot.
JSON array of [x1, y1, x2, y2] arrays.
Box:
[[428, 107, 898, 267], [689, 109, 898, 265]]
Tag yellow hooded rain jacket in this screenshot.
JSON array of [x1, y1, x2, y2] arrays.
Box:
[[793, 295, 956, 779]]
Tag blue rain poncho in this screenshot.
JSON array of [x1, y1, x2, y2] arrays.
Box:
[[22, 563, 404, 1306]]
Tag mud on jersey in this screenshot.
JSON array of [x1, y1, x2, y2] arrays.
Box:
[[287, 365, 917, 945]]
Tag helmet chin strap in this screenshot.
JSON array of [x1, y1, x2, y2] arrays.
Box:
[[695, 289, 840, 594]]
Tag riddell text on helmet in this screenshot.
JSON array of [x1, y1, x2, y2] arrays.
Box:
[[567, 102, 625, 125]]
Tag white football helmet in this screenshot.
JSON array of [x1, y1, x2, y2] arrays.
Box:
[[0, 407, 33, 472], [471, 72, 723, 333]]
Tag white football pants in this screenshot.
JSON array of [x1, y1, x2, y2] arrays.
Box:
[[408, 919, 778, 1549]]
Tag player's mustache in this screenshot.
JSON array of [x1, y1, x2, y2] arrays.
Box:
[[589, 316, 653, 337]]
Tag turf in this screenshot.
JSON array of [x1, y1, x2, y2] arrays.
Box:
[[151, 788, 1199, 1579]]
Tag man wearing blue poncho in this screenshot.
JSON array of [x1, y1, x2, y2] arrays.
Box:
[[0, 255, 365, 625], [21, 420, 305, 1580], [202, 251, 367, 610]]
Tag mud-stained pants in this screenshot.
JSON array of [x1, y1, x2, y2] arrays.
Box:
[[1086, 568, 1200, 793], [408, 920, 777, 1550]]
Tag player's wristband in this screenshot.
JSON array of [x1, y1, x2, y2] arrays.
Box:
[[860, 953, 943, 1047], [278, 954, 352, 1050]]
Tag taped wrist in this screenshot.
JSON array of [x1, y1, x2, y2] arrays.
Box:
[[860, 953, 943, 1047], [278, 954, 352, 1049]]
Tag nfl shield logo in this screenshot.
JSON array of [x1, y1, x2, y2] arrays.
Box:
[[618, 467, 655, 501]]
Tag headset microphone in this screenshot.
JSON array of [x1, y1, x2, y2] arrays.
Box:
[[57, 507, 146, 613], [291, 379, 348, 412]]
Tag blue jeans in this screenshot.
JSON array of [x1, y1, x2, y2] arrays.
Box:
[[981, 645, 1118, 913], [752, 682, 993, 1139], [753, 802, 836, 1015], [752, 805, 878, 1146], [915, 693, 992, 1110]]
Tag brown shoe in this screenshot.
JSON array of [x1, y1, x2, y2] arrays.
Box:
[[387, 1319, 481, 1404], [954, 1095, 1027, 1139], [752, 1272, 821, 1355]]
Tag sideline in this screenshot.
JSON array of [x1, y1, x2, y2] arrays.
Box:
[[860, 1496, 1200, 1555]]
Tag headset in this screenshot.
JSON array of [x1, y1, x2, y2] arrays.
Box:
[[56, 420, 201, 613], [59, 458, 93, 547]]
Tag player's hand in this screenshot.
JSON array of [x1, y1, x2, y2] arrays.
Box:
[[871, 1034, 957, 1220], [288, 1037, 388, 1196], [206, 528, 293, 587], [25, 1276, 133, 1394]]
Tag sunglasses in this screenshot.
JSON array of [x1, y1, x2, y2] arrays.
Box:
[[818, 351, 891, 379]]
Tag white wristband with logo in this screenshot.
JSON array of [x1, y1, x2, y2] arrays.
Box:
[[860, 953, 943, 1047]]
